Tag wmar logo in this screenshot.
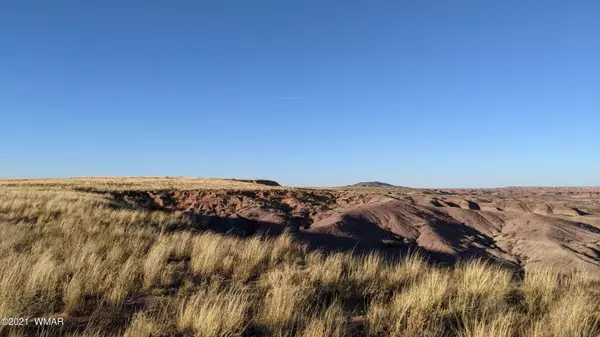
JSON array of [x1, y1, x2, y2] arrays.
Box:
[[33, 317, 64, 326]]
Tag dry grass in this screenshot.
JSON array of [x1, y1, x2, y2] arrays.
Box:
[[178, 285, 251, 337], [0, 180, 599, 336], [0, 176, 285, 192]]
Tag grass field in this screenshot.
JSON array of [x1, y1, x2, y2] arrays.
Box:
[[0, 179, 599, 336], [0, 177, 285, 192]]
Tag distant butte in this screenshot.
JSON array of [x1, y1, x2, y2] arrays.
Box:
[[350, 181, 395, 187]]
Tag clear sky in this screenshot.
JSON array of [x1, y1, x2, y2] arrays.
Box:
[[1, 1, 598, 187]]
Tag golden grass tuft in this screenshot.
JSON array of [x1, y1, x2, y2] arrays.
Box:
[[178, 285, 251, 337]]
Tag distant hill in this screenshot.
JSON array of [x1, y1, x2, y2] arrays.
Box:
[[351, 181, 395, 187], [230, 179, 281, 186]]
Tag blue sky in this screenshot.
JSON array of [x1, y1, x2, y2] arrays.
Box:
[[1, 1, 598, 187]]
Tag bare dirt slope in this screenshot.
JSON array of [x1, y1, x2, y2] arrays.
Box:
[[99, 180, 600, 278]]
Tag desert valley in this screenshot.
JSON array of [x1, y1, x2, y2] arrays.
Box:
[[0, 177, 598, 336]]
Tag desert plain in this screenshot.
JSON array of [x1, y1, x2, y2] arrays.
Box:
[[0, 177, 599, 336]]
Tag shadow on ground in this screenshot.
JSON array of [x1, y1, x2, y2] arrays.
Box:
[[108, 193, 520, 273]]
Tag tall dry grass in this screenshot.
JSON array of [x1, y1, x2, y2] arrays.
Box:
[[0, 177, 284, 192], [0, 184, 598, 336]]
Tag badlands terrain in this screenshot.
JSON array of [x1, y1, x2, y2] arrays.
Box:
[[0, 177, 599, 336], [114, 179, 600, 277]]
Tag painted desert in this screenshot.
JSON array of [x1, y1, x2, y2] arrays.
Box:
[[1, 177, 599, 336]]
